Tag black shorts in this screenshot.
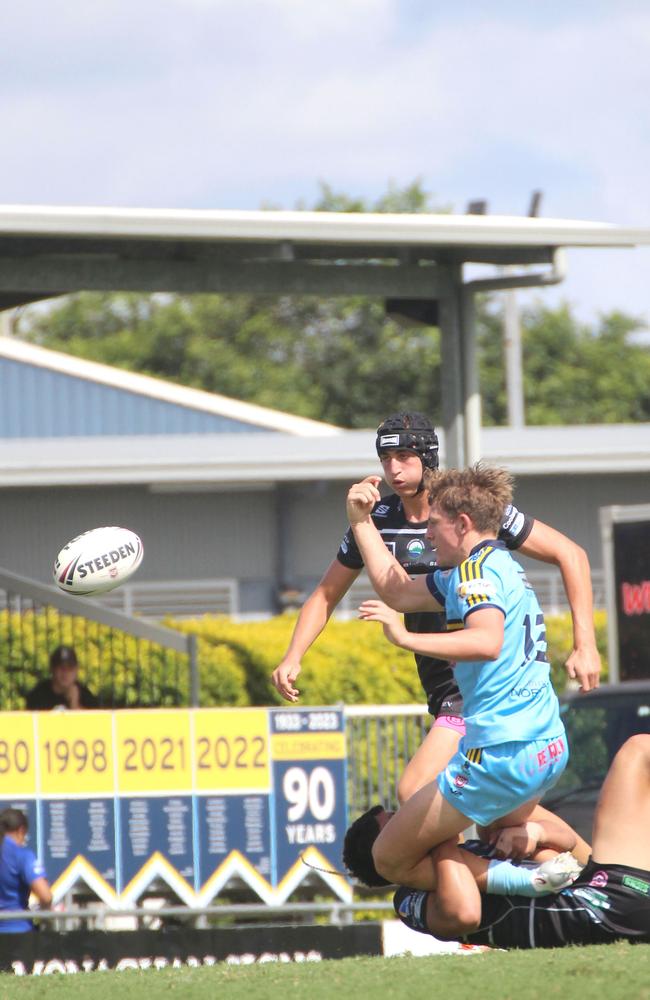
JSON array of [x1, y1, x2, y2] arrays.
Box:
[[469, 859, 650, 949], [405, 613, 464, 720], [418, 660, 463, 719]]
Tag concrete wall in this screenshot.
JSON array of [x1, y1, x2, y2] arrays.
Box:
[[2, 469, 649, 614]]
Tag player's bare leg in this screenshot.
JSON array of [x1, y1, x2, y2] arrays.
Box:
[[590, 734, 650, 870], [397, 724, 461, 804], [373, 780, 472, 888], [425, 840, 483, 938]]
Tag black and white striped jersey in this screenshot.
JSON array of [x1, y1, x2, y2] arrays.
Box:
[[468, 860, 650, 949], [336, 494, 534, 716]]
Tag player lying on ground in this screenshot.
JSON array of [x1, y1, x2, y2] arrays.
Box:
[[344, 797, 585, 897], [391, 734, 650, 948], [346, 463, 568, 888], [272, 412, 600, 804]]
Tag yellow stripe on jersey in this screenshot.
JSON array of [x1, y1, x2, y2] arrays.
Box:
[[446, 619, 463, 631], [458, 546, 494, 606], [465, 747, 483, 764]]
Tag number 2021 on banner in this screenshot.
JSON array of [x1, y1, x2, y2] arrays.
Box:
[[37, 712, 114, 796], [0, 714, 37, 798], [115, 710, 192, 794]]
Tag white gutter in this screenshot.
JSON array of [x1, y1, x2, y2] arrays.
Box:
[[1, 206, 650, 247]]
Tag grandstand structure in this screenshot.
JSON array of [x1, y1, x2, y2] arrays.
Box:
[[2, 204, 650, 467], [0, 333, 648, 615]]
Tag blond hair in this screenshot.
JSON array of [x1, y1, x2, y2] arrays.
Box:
[[424, 463, 513, 534]]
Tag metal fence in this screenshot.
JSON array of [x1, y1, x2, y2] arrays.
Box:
[[0, 568, 198, 709], [340, 568, 606, 618], [345, 704, 430, 814]]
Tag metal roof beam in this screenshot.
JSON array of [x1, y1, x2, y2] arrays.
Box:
[[0, 257, 446, 299]]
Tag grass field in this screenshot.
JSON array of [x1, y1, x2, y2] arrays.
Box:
[[1, 943, 648, 1000]]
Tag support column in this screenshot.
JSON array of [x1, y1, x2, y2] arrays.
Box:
[[437, 265, 465, 468], [460, 288, 483, 465]]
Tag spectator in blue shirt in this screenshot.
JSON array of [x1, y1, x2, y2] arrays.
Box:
[[0, 808, 52, 932]]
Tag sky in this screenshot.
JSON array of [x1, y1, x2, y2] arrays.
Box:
[[2, 0, 650, 328]]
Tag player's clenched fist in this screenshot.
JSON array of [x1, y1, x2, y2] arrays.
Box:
[[346, 476, 382, 524]]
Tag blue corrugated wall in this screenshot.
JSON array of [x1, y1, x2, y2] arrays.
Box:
[[0, 358, 272, 437]]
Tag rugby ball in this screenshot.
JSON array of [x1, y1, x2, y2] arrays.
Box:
[[53, 526, 144, 596]]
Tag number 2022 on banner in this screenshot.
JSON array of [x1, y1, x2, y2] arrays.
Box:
[[115, 710, 192, 794], [0, 714, 37, 798], [193, 708, 270, 793], [37, 711, 114, 797]]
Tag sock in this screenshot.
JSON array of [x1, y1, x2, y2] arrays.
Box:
[[486, 859, 539, 897], [393, 887, 430, 934]]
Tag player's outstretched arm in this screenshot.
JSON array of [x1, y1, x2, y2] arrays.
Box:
[[519, 519, 601, 692], [271, 559, 359, 702], [359, 602, 501, 661]]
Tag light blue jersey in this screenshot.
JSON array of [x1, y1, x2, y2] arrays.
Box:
[[426, 539, 563, 748]]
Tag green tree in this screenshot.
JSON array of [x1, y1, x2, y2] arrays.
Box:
[[478, 301, 650, 425]]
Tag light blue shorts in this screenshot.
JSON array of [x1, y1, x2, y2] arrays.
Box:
[[437, 731, 568, 827]]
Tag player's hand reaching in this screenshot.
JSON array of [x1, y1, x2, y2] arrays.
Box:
[[565, 644, 601, 693], [489, 821, 544, 860], [271, 659, 301, 703], [358, 599, 407, 647], [346, 476, 382, 525]]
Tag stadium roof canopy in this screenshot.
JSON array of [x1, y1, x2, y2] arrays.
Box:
[[2, 204, 650, 464]]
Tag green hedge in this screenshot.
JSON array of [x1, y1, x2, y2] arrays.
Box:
[[173, 609, 609, 707], [0, 608, 609, 711]]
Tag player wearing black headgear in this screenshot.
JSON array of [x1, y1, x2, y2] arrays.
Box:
[[375, 412, 439, 496], [272, 410, 600, 805]]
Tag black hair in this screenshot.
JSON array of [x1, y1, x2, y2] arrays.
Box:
[[0, 808, 28, 853], [342, 804, 391, 887]]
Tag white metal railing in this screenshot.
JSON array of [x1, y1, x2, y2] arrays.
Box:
[[72, 569, 605, 621], [339, 569, 606, 618], [96, 578, 239, 618]]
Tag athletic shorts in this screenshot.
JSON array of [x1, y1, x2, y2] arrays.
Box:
[[437, 732, 568, 827]]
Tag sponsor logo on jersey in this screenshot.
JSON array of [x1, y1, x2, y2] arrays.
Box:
[[502, 505, 525, 536], [456, 578, 496, 600], [454, 774, 469, 788], [509, 682, 548, 700], [406, 538, 426, 559], [622, 875, 650, 895], [339, 536, 349, 554], [573, 887, 611, 910], [589, 870, 609, 888], [374, 504, 391, 517]]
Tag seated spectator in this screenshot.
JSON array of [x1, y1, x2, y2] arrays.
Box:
[[25, 645, 99, 711], [0, 808, 52, 932]]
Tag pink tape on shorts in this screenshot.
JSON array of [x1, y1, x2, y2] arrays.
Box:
[[433, 714, 466, 735]]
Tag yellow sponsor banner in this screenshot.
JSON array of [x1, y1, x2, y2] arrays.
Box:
[[271, 732, 345, 761], [194, 708, 270, 792], [37, 711, 114, 796], [0, 713, 37, 797], [115, 709, 192, 793]]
